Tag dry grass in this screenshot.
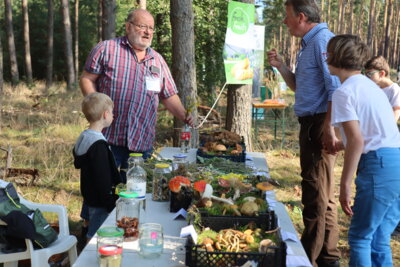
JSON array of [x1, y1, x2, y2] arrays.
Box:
[[0, 83, 399, 265]]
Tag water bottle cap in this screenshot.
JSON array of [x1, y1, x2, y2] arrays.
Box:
[[155, 163, 170, 168], [98, 245, 123, 255], [97, 227, 124, 237], [129, 153, 143, 157], [173, 154, 187, 159], [118, 191, 139, 198]]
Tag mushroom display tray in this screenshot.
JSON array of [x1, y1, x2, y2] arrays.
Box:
[[196, 142, 246, 163], [185, 211, 286, 267], [199, 210, 277, 232], [185, 239, 287, 267]]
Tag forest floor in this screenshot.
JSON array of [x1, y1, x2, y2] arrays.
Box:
[[0, 82, 399, 266]]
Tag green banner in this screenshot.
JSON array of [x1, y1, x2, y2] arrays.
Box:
[[223, 1, 256, 84]]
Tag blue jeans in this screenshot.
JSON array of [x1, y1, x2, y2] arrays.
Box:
[[349, 148, 400, 267], [80, 202, 109, 238], [110, 145, 152, 183], [87, 206, 109, 238]]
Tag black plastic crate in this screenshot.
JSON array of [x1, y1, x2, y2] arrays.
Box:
[[196, 141, 246, 163], [185, 210, 286, 266], [185, 233, 287, 267], [199, 210, 277, 232]]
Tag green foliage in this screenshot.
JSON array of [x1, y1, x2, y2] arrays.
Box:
[[0, 0, 230, 104]]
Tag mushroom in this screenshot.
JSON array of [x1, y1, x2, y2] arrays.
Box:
[[243, 196, 256, 203], [240, 201, 259, 216], [193, 180, 207, 193], [235, 143, 243, 153], [245, 235, 254, 244], [215, 144, 227, 152], [222, 204, 241, 216], [197, 197, 213, 208], [202, 184, 234, 205], [230, 149, 239, 155], [243, 229, 253, 236], [168, 176, 191, 193], [256, 182, 274, 192], [202, 238, 214, 252], [259, 239, 275, 253]]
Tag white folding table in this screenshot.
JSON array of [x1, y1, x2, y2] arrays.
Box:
[[73, 147, 311, 267]]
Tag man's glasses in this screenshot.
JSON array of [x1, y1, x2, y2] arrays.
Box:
[[365, 70, 379, 78], [129, 22, 155, 33]]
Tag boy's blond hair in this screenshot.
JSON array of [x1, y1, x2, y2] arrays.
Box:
[[364, 56, 390, 77], [82, 93, 113, 122]]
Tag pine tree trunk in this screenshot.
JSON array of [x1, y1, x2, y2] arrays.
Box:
[[137, 0, 146, 9], [340, 0, 346, 34], [4, 0, 19, 86], [61, 0, 76, 90], [98, 0, 102, 42], [74, 0, 79, 82], [357, 0, 365, 39], [0, 33, 3, 131], [348, 0, 354, 34], [102, 0, 116, 40], [372, 0, 382, 55], [320, 0, 324, 21], [391, 4, 399, 67], [383, 0, 393, 58], [367, 0, 375, 46], [381, 0, 388, 54], [225, 0, 254, 151], [326, 0, 331, 26], [45, 0, 54, 90], [22, 0, 32, 84], [170, 0, 198, 148], [336, 0, 343, 33]]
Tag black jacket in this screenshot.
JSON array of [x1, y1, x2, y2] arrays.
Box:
[[73, 140, 121, 212]]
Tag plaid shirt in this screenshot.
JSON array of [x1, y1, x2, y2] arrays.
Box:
[[84, 36, 178, 151]]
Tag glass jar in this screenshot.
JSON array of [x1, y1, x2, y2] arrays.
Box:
[[138, 223, 164, 259], [98, 245, 123, 267], [126, 153, 147, 199], [116, 192, 140, 241], [130, 153, 145, 166], [97, 227, 124, 254], [172, 154, 189, 177], [152, 163, 171, 202]]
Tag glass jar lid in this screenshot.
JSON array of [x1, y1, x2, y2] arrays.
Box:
[[155, 163, 170, 168], [118, 191, 138, 198], [97, 227, 124, 237], [98, 245, 123, 255], [129, 153, 143, 157], [173, 154, 187, 159]]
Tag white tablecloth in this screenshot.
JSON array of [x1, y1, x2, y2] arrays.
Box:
[[73, 147, 311, 267]]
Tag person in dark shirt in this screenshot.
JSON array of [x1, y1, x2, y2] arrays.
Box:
[[73, 93, 121, 241]]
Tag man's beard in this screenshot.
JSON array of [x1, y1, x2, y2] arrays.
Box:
[[131, 35, 152, 50]]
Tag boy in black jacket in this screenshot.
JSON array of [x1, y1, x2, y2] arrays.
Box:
[[73, 93, 121, 241]]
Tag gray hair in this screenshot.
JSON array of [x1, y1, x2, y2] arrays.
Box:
[[285, 0, 321, 23], [126, 9, 153, 23]]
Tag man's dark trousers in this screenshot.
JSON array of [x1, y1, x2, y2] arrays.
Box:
[[298, 113, 340, 266]]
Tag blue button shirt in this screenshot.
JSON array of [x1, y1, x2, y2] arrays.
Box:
[[294, 23, 340, 117]]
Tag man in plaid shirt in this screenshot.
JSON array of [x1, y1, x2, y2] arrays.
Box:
[[80, 9, 193, 181]]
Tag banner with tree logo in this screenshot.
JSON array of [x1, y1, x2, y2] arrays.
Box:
[[223, 1, 258, 84]]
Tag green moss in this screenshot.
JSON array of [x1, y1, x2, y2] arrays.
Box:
[[197, 229, 218, 244]]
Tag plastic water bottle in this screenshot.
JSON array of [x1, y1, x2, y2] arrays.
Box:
[[126, 153, 147, 199], [180, 124, 191, 153]]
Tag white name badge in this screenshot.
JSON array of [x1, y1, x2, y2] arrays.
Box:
[[145, 76, 161, 93]]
